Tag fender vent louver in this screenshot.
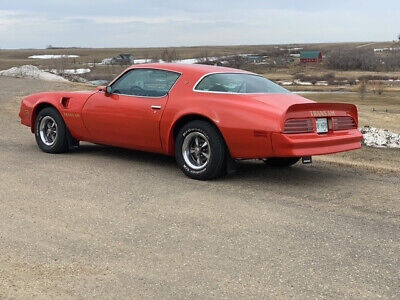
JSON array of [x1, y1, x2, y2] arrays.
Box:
[[61, 97, 70, 108]]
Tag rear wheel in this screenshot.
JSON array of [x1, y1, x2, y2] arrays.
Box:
[[263, 157, 300, 167], [175, 120, 226, 180], [34, 107, 69, 153]]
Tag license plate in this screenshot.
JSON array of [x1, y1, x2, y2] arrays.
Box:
[[316, 118, 328, 133]]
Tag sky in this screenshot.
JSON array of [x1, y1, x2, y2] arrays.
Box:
[[0, 0, 399, 49]]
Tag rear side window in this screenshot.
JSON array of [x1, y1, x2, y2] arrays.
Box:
[[111, 69, 180, 97], [194, 73, 290, 94]]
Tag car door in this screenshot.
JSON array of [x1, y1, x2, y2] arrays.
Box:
[[82, 68, 180, 152]]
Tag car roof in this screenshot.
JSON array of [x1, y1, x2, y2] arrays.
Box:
[[127, 63, 252, 77]]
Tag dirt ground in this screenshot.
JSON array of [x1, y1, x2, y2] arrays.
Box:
[[0, 77, 399, 298]]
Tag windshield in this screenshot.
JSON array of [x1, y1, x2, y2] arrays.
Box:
[[194, 73, 290, 94]]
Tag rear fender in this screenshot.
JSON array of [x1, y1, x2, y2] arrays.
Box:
[[162, 110, 221, 155]]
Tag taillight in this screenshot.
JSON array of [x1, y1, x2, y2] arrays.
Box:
[[284, 119, 314, 134], [332, 117, 356, 131]]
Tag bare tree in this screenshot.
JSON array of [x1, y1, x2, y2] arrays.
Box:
[[161, 48, 179, 62], [373, 82, 384, 95], [143, 51, 150, 63], [382, 49, 400, 71], [359, 81, 367, 101], [150, 54, 160, 63], [326, 48, 378, 71], [196, 50, 210, 64], [226, 55, 246, 69]]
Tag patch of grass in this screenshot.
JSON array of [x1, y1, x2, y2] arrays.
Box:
[[300, 91, 400, 132]]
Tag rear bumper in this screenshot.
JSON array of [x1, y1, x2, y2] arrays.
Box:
[[271, 129, 363, 157]]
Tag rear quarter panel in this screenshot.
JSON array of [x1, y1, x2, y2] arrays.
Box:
[[161, 74, 293, 158]]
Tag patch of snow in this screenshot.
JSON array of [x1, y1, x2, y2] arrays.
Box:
[[134, 58, 204, 64], [237, 53, 255, 57], [29, 54, 79, 59], [315, 81, 329, 86], [357, 42, 377, 48], [60, 74, 88, 83], [277, 81, 293, 86], [203, 56, 220, 61], [294, 91, 355, 94], [294, 79, 313, 86], [0, 65, 68, 82], [374, 47, 400, 52], [100, 58, 113, 65], [90, 80, 109, 86], [134, 58, 149, 64], [175, 58, 198, 64], [50, 68, 91, 75], [102, 54, 273, 66], [361, 126, 400, 148]]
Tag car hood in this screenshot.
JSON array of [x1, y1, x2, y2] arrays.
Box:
[[22, 90, 96, 104]]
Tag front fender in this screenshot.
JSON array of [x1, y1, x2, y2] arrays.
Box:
[[21, 91, 94, 140]]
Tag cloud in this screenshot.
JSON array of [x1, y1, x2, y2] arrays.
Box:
[[0, 2, 399, 49], [0, 10, 19, 16], [0, 9, 43, 26], [66, 15, 217, 25]]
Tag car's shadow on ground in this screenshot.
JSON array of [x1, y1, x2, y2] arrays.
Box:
[[72, 143, 345, 187], [73, 143, 174, 162], [66, 143, 357, 204]]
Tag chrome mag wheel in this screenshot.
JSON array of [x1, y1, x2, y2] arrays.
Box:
[[182, 131, 211, 170], [39, 116, 58, 146]]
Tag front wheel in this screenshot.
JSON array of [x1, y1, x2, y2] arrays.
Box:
[[175, 120, 226, 180], [263, 157, 300, 167], [34, 107, 69, 153]]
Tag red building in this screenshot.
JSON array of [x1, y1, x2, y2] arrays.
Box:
[[300, 51, 323, 63]]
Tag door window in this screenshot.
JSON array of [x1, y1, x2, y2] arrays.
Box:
[[110, 69, 180, 97]]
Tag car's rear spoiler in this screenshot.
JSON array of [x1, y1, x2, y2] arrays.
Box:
[[284, 102, 359, 124]]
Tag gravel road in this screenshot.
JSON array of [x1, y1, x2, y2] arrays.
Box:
[[0, 77, 399, 298]]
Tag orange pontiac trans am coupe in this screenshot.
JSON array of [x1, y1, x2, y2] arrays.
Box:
[[19, 63, 362, 180]]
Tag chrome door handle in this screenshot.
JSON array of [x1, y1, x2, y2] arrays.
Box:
[[151, 105, 162, 110]]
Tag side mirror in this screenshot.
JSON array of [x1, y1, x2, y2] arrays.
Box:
[[105, 86, 112, 96]]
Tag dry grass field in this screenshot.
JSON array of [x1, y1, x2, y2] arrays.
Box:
[[0, 40, 396, 69], [0, 45, 277, 70], [2, 41, 400, 91], [300, 91, 400, 172]]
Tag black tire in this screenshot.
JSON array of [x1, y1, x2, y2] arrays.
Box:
[[263, 157, 300, 167], [34, 107, 69, 154], [175, 120, 226, 180]]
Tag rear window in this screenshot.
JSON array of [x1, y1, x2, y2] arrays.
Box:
[[194, 73, 290, 94]]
